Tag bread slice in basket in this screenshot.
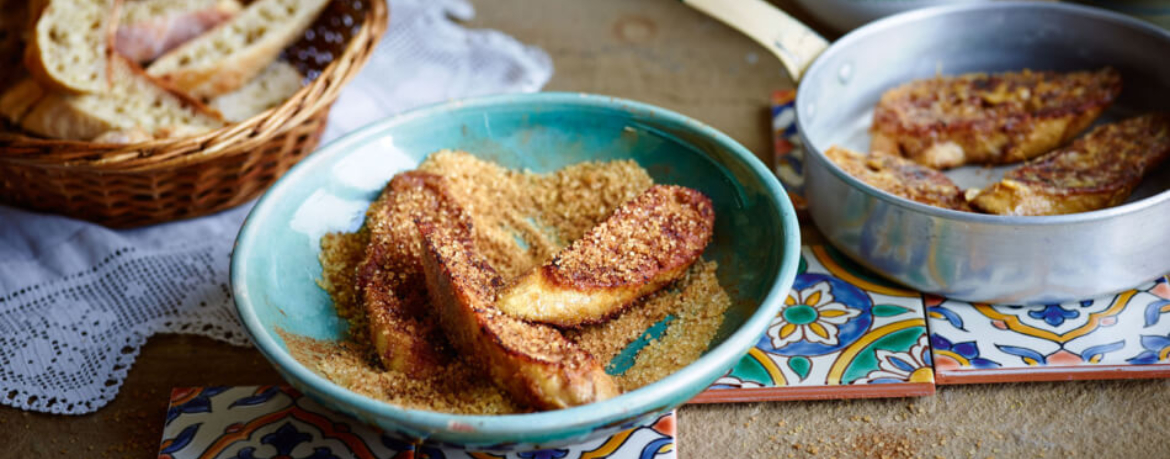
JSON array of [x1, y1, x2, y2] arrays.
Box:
[[24, 0, 121, 94], [210, 60, 303, 122], [116, 0, 243, 63], [12, 56, 225, 140], [147, 0, 331, 98], [0, 80, 48, 126]]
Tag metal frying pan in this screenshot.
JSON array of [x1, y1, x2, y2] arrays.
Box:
[[685, 0, 1170, 304]]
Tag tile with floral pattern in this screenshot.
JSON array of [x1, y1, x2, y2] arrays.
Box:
[[927, 275, 1170, 384], [158, 386, 677, 459], [692, 245, 934, 403]]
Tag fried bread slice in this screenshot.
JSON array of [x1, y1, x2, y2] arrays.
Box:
[[826, 146, 972, 211], [496, 185, 715, 327], [356, 171, 471, 376], [969, 113, 1170, 216], [419, 221, 619, 410], [871, 68, 1121, 169]]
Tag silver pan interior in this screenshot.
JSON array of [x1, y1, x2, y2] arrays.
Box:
[[796, 2, 1170, 304]]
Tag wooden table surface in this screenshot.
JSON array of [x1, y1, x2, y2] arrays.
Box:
[[4, 1, 1168, 457]]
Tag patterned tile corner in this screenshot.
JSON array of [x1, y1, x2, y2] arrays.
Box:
[[770, 89, 808, 211], [928, 275, 1170, 384], [692, 245, 934, 403], [158, 386, 677, 459]]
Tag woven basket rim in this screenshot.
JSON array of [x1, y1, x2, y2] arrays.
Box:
[[0, 0, 389, 172]]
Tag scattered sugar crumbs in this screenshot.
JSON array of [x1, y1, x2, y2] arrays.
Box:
[[299, 150, 731, 413], [609, 261, 728, 391], [318, 230, 369, 345]]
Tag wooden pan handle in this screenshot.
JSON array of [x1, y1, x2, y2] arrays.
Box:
[[682, 0, 829, 82]]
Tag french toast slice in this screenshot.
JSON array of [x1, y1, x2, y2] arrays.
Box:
[[496, 185, 715, 327], [419, 221, 619, 410], [969, 114, 1170, 216], [871, 68, 1121, 169], [356, 171, 471, 376], [826, 146, 972, 211]]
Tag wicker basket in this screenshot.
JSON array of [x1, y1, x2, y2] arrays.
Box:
[[0, 0, 389, 228]]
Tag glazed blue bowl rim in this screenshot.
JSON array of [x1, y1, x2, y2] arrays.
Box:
[[231, 92, 801, 438]]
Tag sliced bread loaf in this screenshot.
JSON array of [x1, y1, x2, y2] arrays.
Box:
[[116, 0, 242, 63], [24, 0, 121, 94], [0, 79, 48, 126], [147, 0, 330, 99], [209, 60, 303, 122], [19, 56, 226, 140]]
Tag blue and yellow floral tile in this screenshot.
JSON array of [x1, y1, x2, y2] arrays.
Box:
[[158, 386, 677, 459], [692, 246, 935, 403], [927, 275, 1170, 384]]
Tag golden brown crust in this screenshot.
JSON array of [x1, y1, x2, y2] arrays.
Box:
[[419, 221, 619, 410], [23, 0, 122, 95], [826, 146, 972, 211], [356, 171, 471, 376], [0, 79, 47, 126], [970, 113, 1170, 216], [871, 68, 1121, 169], [545, 185, 714, 289], [496, 185, 715, 327]]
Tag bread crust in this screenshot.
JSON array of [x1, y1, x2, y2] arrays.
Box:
[[0, 79, 48, 126], [23, 0, 123, 94]]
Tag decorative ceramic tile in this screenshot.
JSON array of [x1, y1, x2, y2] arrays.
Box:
[[692, 245, 934, 403], [770, 89, 807, 211], [928, 276, 1170, 384], [158, 386, 677, 459]]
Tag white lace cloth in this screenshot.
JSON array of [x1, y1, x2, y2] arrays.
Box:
[[0, 0, 552, 415]]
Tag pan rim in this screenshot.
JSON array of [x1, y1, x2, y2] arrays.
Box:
[[796, 0, 1170, 226]]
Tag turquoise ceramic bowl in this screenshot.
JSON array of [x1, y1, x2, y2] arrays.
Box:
[[231, 93, 800, 450]]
